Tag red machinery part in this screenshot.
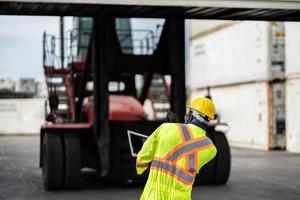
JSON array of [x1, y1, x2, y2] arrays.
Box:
[[67, 61, 85, 72], [85, 95, 147, 123]]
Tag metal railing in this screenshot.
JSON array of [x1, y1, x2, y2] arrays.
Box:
[[43, 25, 163, 71], [116, 29, 159, 55], [67, 28, 92, 64], [43, 28, 91, 69]]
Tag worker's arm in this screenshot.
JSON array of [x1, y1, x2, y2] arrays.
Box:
[[196, 142, 217, 174], [136, 125, 161, 175]]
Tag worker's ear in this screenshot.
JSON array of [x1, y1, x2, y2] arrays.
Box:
[[166, 110, 178, 123]]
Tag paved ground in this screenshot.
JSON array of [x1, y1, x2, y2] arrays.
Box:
[[0, 136, 300, 200]]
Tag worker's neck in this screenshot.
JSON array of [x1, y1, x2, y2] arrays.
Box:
[[185, 120, 208, 132]]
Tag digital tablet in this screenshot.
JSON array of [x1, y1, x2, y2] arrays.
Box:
[[127, 130, 149, 157]]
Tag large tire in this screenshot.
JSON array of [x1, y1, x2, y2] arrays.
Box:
[[213, 131, 231, 185], [42, 133, 64, 190], [195, 158, 215, 185], [194, 130, 216, 185], [64, 133, 82, 189]]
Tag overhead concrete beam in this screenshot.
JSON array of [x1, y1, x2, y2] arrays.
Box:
[[2, 0, 300, 20], [2, 0, 300, 10]]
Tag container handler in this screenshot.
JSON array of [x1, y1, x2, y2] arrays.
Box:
[[40, 17, 231, 190]]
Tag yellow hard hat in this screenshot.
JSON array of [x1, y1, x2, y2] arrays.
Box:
[[188, 97, 216, 120]]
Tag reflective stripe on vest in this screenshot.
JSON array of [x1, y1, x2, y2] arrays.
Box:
[[151, 159, 195, 185], [188, 154, 195, 172], [150, 124, 213, 185], [179, 124, 192, 141], [178, 124, 195, 172], [166, 137, 213, 162]]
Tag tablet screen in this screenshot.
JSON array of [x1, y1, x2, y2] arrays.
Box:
[[127, 130, 149, 157]]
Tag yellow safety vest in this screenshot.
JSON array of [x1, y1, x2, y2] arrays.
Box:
[[136, 123, 217, 200]]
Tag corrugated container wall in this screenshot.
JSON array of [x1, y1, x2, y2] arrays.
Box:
[[0, 98, 45, 134], [189, 21, 284, 89], [189, 20, 234, 40], [190, 83, 270, 150], [285, 22, 300, 77], [189, 21, 286, 150], [285, 22, 300, 153]]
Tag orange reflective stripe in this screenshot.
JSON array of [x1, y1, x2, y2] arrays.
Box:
[[179, 124, 192, 141], [194, 152, 198, 172], [150, 166, 193, 185], [185, 125, 193, 136], [184, 125, 196, 172], [188, 153, 196, 172], [151, 159, 195, 185], [186, 123, 198, 172], [172, 143, 214, 164], [184, 155, 188, 171], [176, 124, 188, 170], [176, 124, 186, 142], [176, 124, 193, 170], [153, 157, 195, 176], [164, 136, 206, 159], [167, 137, 213, 162], [150, 124, 213, 185]]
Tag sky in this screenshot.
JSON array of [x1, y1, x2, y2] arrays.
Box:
[[0, 16, 72, 82], [0, 17, 162, 82], [0, 17, 189, 87]]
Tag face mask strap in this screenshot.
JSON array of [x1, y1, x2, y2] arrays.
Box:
[[197, 112, 210, 123], [189, 109, 210, 123]]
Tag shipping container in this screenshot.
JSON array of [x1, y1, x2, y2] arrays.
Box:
[[189, 21, 285, 89], [189, 20, 235, 40], [189, 81, 285, 150], [188, 21, 286, 150], [286, 77, 300, 153], [0, 98, 45, 134], [284, 22, 300, 153], [285, 22, 300, 78]]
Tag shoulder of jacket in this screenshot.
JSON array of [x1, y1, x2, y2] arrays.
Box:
[[160, 122, 180, 128]]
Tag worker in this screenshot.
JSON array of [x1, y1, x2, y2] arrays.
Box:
[[136, 97, 217, 200]]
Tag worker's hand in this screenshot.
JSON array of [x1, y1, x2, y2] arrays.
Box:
[[136, 162, 149, 168], [136, 162, 150, 175]]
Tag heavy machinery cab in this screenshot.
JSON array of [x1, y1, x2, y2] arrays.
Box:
[[43, 18, 170, 123]]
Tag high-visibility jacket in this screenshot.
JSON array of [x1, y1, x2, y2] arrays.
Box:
[[136, 123, 217, 200]]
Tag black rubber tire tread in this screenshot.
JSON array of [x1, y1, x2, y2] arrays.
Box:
[[195, 158, 215, 185], [42, 133, 64, 190], [64, 133, 82, 189], [213, 131, 231, 185], [194, 130, 216, 185]]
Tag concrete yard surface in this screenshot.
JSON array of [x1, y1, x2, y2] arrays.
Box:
[[0, 136, 299, 200]]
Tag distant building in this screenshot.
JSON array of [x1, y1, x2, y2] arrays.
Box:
[[35, 81, 44, 97], [0, 78, 15, 92], [0, 77, 43, 98], [16, 78, 36, 94]]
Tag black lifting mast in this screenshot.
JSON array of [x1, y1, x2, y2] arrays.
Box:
[[92, 17, 187, 176]]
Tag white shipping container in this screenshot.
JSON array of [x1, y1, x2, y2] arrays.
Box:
[[189, 21, 285, 89], [0, 98, 45, 135], [189, 20, 234, 39], [286, 78, 300, 153], [285, 22, 300, 78], [189, 81, 285, 150], [284, 22, 300, 153]]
